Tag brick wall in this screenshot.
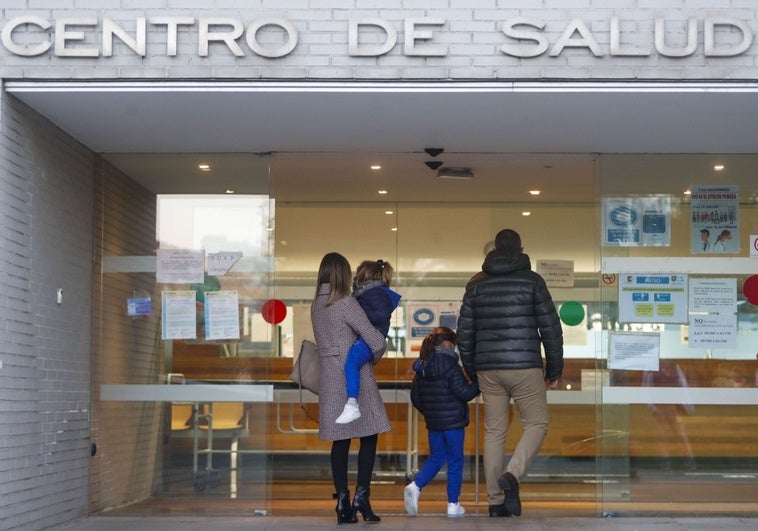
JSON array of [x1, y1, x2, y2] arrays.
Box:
[[0, 87, 93, 530], [0, 1, 757, 81]]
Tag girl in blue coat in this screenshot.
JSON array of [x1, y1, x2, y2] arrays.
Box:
[[405, 327, 480, 517]]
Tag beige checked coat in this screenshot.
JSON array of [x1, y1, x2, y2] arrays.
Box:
[[311, 283, 391, 441]]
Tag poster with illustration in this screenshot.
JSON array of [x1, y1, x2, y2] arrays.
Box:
[[602, 196, 670, 246], [690, 185, 739, 254]]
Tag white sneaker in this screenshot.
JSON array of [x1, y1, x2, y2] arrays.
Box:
[[404, 482, 420, 515], [335, 402, 360, 424], [447, 502, 465, 518]]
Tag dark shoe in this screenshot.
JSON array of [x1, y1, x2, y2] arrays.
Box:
[[497, 471, 521, 516], [352, 486, 381, 522], [334, 490, 357, 525], [488, 503, 512, 517]]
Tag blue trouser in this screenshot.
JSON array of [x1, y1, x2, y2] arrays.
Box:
[[345, 337, 373, 399], [413, 428, 465, 504]]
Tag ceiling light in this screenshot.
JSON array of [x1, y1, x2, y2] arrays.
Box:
[[714, 164, 725, 171], [437, 167, 474, 179], [385, 210, 394, 215], [522, 211, 531, 216], [225, 189, 235, 194], [370, 164, 382, 170], [529, 190, 541, 195], [378, 189, 388, 195], [198, 163, 211, 171], [391, 227, 398, 231], [684, 189, 691, 195]]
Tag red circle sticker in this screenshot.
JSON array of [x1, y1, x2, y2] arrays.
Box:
[[743, 275, 758, 305], [261, 299, 287, 324]]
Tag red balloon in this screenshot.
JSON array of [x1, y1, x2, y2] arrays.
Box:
[[743, 275, 758, 305], [261, 299, 287, 324]]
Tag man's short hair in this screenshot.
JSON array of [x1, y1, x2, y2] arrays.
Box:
[[494, 229, 522, 252]]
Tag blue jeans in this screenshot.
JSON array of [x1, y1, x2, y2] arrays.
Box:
[[344, 337, 372, 399], [414, 428, 465, 504]]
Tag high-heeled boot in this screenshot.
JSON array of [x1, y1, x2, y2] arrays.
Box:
[[352, 486, 381, 522], [334, 490, 357, 525]]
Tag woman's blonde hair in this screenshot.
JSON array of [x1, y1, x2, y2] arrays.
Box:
[[316, 252, 352, 306]]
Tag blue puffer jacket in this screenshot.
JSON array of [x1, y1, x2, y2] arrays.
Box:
[[354, 281, 401, 336], [457, 251, 564, 380], [410, 346, 480, 432]]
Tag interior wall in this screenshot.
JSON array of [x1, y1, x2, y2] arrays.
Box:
[[0, 92, 93, 530], [90, 157, 161, 513]]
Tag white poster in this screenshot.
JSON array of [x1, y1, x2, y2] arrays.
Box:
[[204, 290, 240, 340], [688, 314, 738, 349], [156, 249, 204, 284], [536, 259, 575, 287], [207, 251, 243, 276], [602, 196, 671, 246], [609, 332, 660, 371], [407, 301, 459, 339], [690, 185, 739, 254], [161, 291, 197, 340], [689, 278, 737, 314], [619, 273, 688, 324]]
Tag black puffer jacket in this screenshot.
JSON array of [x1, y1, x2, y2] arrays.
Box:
[[457, 251, 563, 380], [410, 346, 480, 432]]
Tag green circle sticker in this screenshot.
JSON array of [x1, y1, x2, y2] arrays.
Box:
[[559, 301, 585, 327]]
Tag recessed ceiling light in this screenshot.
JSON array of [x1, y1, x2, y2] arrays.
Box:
[[225, 189, 234, 194], [529, 190, 541, 196], [198, 163, 211, 171], [522, 211, 531, 216], [684, 189, 691, 195], [378, 189, 388, 195], [385, 210, 394, 215], [370, 164, 382, 170], [714, 164, 725, 171], [391, 227, 398, 232]]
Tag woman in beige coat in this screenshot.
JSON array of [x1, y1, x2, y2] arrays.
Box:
[[311, 252, 391, 525]]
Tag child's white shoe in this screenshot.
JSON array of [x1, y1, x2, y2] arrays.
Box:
[[447, 502, 465, 518], [335, 401, 360, 424], [404, 482, 420, 515]]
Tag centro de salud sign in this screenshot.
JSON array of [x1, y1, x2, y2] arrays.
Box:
[[0, 15, 754, 60]]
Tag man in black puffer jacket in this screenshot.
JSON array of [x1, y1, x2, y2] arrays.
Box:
[[457, 228, 563, 518]]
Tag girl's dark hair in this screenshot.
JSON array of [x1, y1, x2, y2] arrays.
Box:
[[354, 259, 394, 287], [418, 326, 457, 363], [316, 252, 352, 306]]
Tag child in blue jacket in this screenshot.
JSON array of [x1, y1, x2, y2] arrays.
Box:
[[335, 259, 401, 424], [405, 326, 479, 517]]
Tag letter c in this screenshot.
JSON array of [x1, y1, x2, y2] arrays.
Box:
[[1, 16, 53, 56]]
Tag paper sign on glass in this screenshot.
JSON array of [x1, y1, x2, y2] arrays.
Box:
[[157, 249, 204, 284], [609, 332, 660, 371]]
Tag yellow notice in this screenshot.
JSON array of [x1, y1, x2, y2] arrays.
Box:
[[634, 303, 654, 317], [656, 304, 675, 317]]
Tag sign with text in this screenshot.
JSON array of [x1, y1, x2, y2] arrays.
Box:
[[619, 273, 687, 324], [537, 259, 574, 287]]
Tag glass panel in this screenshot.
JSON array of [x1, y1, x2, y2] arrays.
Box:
[[93, 156, 273, 513], [597, 154, 758, 516]]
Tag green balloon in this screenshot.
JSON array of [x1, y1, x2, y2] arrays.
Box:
[[190, 274, 221, 303], [559, 301, 585, 327]]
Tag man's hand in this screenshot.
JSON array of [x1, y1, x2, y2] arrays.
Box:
[[545, 378, 559, 390]]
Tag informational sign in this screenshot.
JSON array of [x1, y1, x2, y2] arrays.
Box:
[[690, 185, 739, 254], [619, 274, 688, 324], [204, 290, 240, 340], [407, 302, 458, 339], [688, 314, 737, 349], [207, 251, 243, 276], [156, 249, 204, 284], [689, 278, 737, 314], [126, 297, 152, 317], [161, 290, 197, 340], [602, 196, 671, 246], [609, 331, 660, 371], [536, 259, 574, 287]]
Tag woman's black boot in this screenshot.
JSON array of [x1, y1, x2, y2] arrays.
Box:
[[334, 490, 357, 525], [352, 486, 381, 522]]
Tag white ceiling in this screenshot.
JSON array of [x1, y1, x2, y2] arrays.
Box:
[[7, 81, 758, 202]]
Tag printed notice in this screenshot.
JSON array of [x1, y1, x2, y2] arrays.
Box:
[[689, 278, 737, 314], [204, 290, 240, 340], [207, 251, 243, 276], [690, 185, 739, 254], [602, 196, 671, 247], [161, 291, 197, 340], [609, 332, 660, 371], [157, 249, 204, 284], [689, 314, 737, 349], [536, 259, 574, 287], [619, 274, 688, 324]]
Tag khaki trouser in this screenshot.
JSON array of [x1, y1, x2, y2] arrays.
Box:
[[478, 368, 548, 505]]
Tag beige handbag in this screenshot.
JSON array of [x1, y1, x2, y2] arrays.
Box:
[[290, 339, 320, 395]]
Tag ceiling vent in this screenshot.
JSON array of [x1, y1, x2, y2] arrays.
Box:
[[437, 166, 474, 179]]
